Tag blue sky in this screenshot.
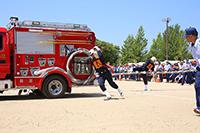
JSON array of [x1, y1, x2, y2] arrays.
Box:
[[1, 0, 200, 48]]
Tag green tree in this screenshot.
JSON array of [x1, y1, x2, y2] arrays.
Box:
[[121, 26, 148, 64], [96, 39, 120, 65], [164, 24, 191, 60], [121, 34, 135, 64], [149, 24, 192, 61], [148, 33, 165, 61], [134, 26, 148, 61]]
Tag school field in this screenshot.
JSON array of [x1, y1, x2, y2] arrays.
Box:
[[0, 81, 199, 133]]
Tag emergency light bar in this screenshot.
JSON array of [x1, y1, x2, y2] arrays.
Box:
[[17, 20, 91, 31]]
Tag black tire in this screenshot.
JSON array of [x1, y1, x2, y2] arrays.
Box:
[[42, 75, 68, 98]]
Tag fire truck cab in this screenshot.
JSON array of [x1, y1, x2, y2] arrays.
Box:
[[0, 17, 96, 98]]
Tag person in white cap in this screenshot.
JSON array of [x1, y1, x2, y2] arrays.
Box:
[[184, 27, 200, 115], [89, 46, 123, 100], [132, 57, 156, 91]]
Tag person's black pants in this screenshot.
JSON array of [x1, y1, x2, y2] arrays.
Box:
[[133, 67, 148, 85], [97, 69, 118, 92], [141, 74, 148, 85], [195, 71, 200, 109]]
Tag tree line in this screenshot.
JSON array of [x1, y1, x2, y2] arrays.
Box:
[[96, 24, 192, 65]]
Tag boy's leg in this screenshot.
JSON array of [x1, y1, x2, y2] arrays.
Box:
[[97, 76, 111, 99], [106, 72, 123, 96], [142, 74, 148, 91]]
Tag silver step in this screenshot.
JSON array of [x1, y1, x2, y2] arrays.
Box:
[[0, 80, 13, 91]]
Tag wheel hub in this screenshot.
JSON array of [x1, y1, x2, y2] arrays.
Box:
[[48, 80, 63, 96]]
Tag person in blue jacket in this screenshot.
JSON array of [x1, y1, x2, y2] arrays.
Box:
[[89, 46, 123, 100], [132, 57, 156, 91]]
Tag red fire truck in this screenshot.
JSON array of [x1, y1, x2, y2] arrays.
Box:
[[0, 17, 96, 98]]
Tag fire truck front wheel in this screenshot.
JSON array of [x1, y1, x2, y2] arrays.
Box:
[[42, 75, 68, 98]]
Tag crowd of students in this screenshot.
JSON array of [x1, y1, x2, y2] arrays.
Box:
[[112, 59, 197, 85]]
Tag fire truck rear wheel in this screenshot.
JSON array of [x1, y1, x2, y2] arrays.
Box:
[[42, 75, 68, 98]]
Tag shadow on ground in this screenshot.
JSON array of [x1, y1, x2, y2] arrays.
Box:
[[131, 89, 185, 92], [0, 93, 104, 101]]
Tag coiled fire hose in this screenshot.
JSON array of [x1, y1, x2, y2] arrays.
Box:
[[66, 48, 95, 85]]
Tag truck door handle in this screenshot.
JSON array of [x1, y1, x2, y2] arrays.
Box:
[[0, 60, 6, 64]]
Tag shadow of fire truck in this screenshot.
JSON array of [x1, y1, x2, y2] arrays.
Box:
[[0, 93, 104, 101]]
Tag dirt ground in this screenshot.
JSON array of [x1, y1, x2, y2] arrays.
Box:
[[0, 81, 200, 133]]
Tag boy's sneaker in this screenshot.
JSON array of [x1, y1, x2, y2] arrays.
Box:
[[119, 91, 123, 97], [104, 96, 112, 101], [144, 85, 148, 91], [193, 108, 200, 115], [103, 90, 112, 101], [117, 88, 124, 97]]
